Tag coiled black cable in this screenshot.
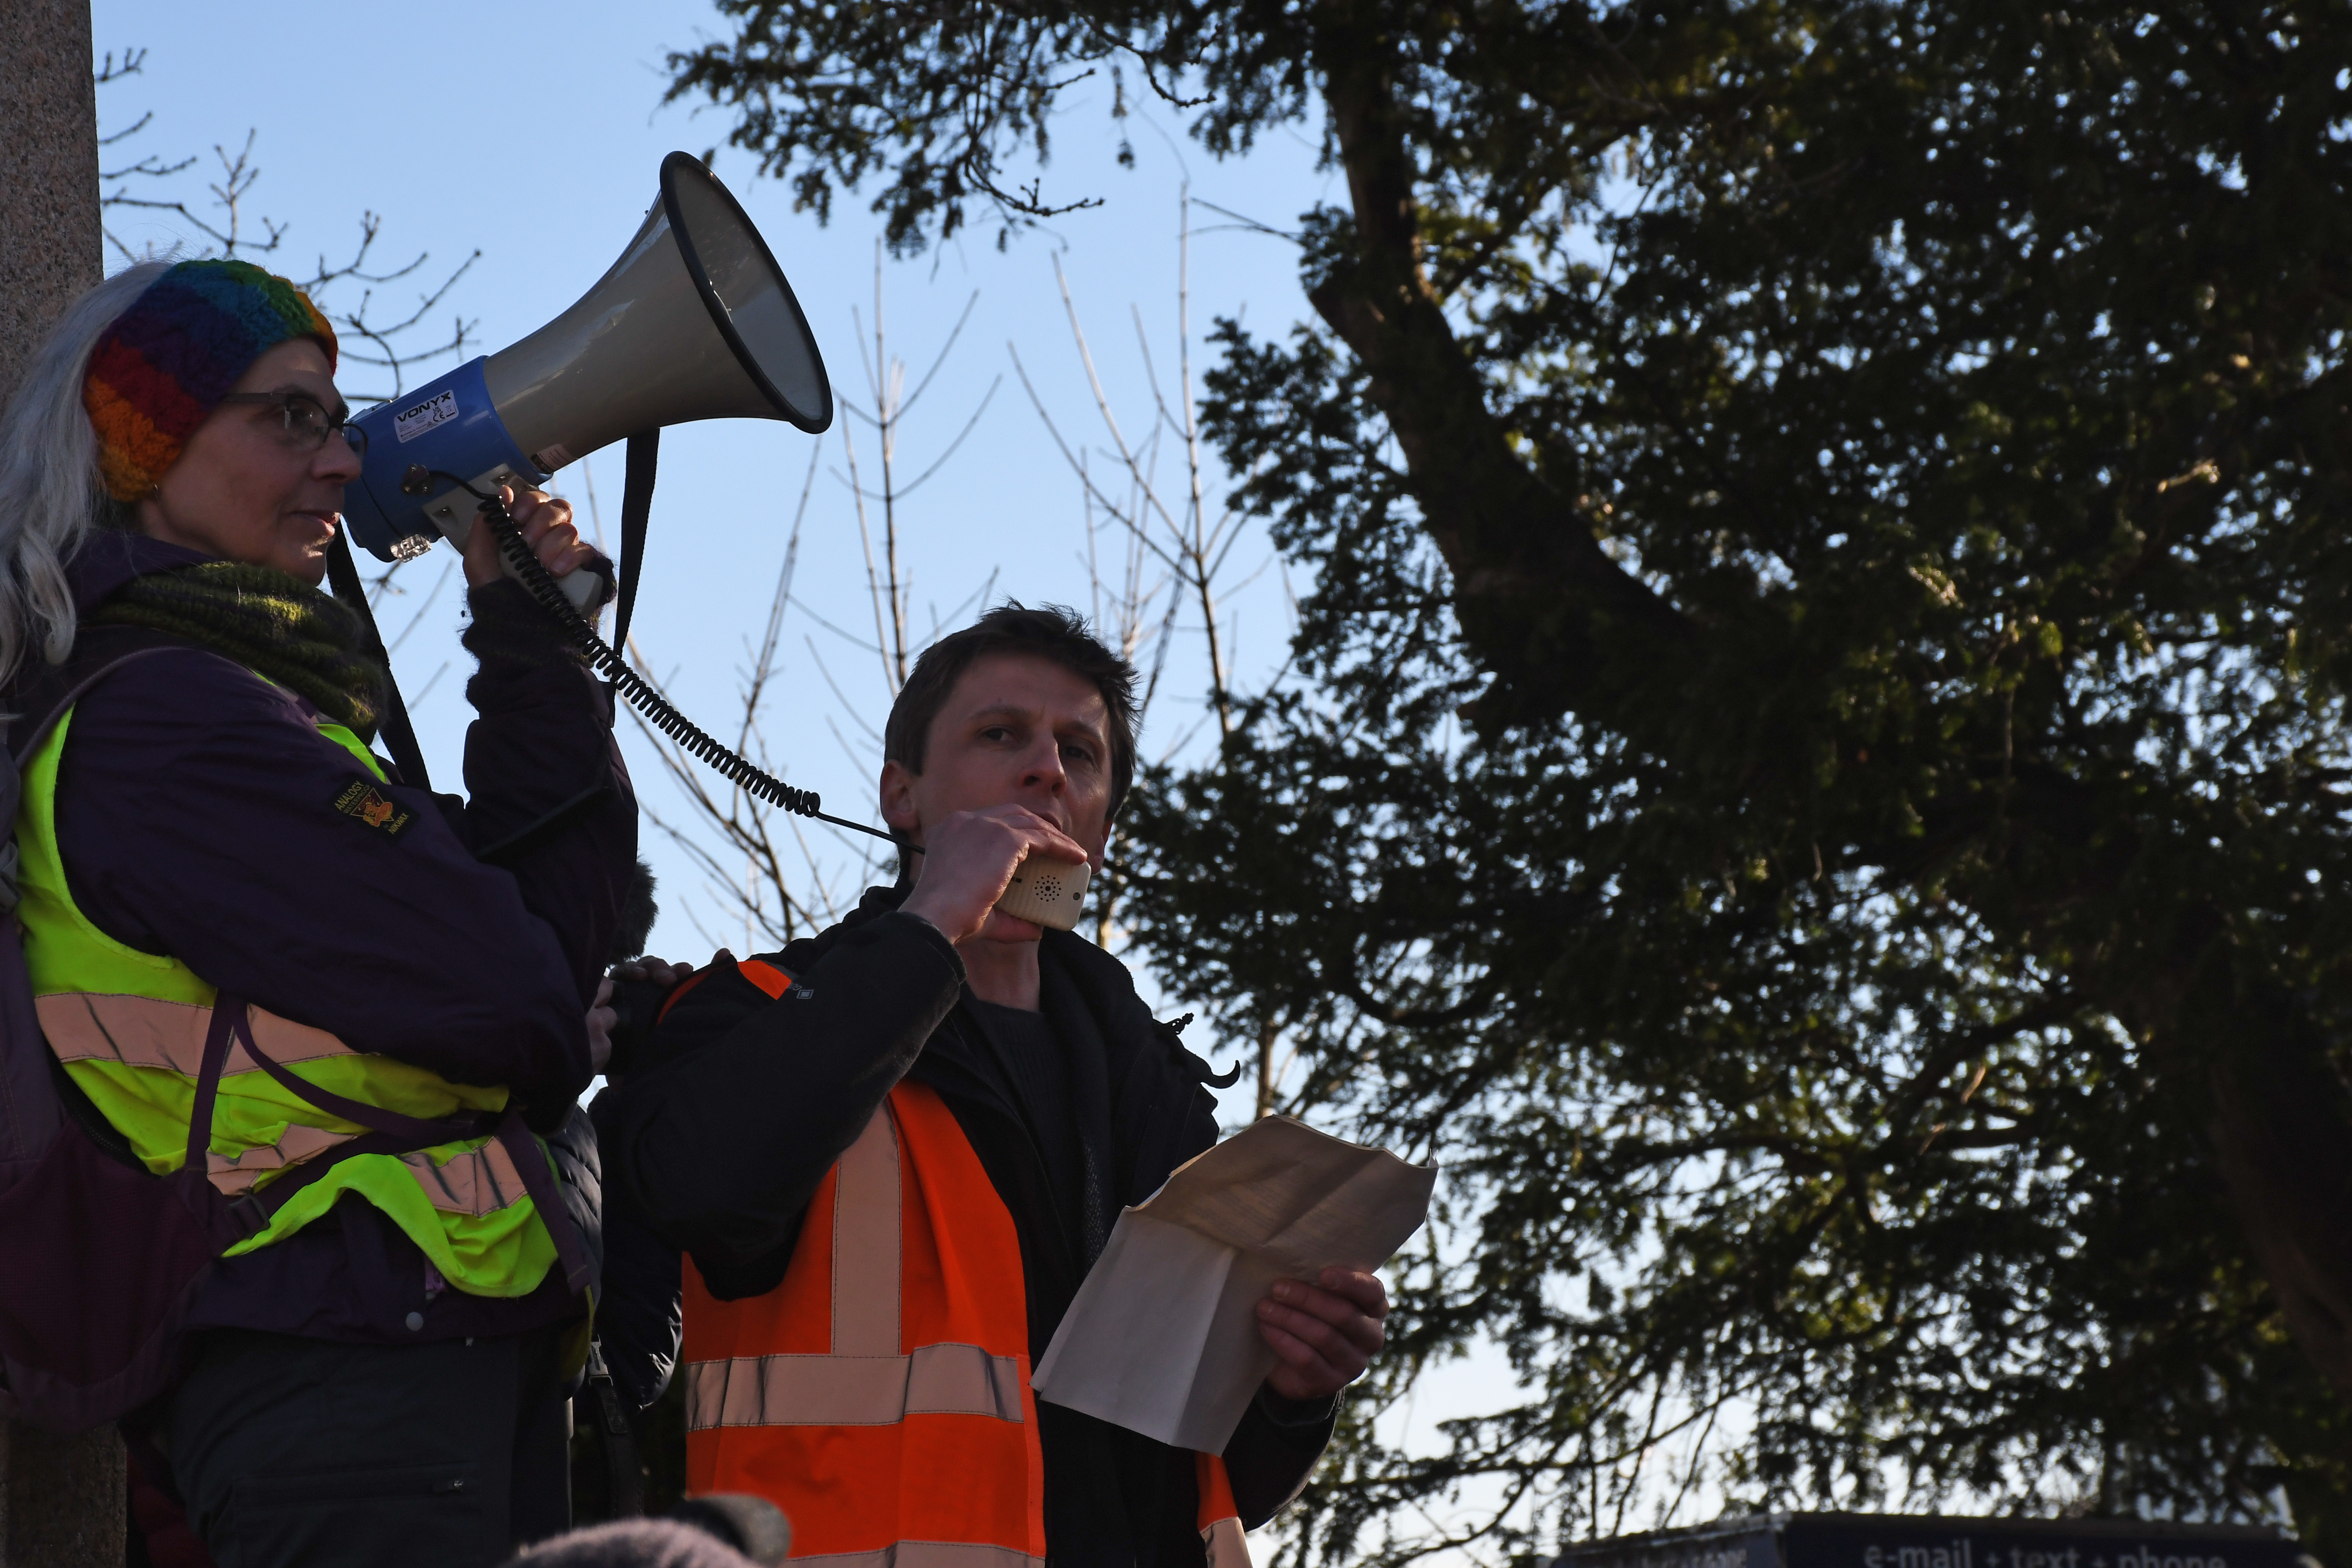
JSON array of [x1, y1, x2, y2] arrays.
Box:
[[410, 468, 910, 852]]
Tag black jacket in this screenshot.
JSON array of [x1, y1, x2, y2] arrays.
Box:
[[601, 888, 1335, 1567]]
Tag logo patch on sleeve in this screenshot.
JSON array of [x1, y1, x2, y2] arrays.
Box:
[[332, 779, 413, 838]]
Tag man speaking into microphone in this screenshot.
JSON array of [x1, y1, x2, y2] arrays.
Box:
[[599, 603, 1388, 1567]]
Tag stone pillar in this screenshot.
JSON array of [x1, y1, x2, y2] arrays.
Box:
[[0, 0, 101, 393], [0, 4, 122, 1566], [0, 1425, 124, 1568]]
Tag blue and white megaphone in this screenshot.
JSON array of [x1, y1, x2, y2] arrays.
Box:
[[342, 152, 831, 604]]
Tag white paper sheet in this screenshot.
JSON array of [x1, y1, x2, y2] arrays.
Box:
[[1032, 1115, 1436, 1451]]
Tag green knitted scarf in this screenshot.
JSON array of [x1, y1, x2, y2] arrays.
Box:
[[87, 561, 387, 742]]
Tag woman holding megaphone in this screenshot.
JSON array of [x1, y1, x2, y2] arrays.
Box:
[[0, 258, 637, 1564]]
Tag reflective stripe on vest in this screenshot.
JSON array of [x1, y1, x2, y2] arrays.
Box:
[[683, 1035, 1249, 1567], [15, 698, 561, 1298]]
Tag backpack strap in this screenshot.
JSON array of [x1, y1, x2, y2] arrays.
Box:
[[0, 627, 205, 916], [172, 994, 492, 1249], [0, 631, 197, 1175], [3, 626, 207, 762], [222, 1007, 596, 1293]]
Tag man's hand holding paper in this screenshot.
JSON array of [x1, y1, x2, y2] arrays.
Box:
[[1258, 1268, 1391, 1402], [1033, 1114, 1437, 1451]]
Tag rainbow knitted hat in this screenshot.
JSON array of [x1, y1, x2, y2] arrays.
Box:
[[83, 259, 339, 502]]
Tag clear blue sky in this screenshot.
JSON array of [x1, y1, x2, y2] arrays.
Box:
[[93, 0, 1337, 972], [88, 8, 1546, 1530]]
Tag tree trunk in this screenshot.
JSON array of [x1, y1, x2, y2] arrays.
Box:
[[2147, 951, 2352, 1406], [1305, 4, 1691, 734]]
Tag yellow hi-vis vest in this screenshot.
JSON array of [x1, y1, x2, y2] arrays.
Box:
[[18, 696, 565, 1298]]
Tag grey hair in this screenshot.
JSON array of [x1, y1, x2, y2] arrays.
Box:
[[0, 261, 171, 688]]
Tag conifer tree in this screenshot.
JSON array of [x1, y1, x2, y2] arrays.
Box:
[[671, 5, 2352, 1557]]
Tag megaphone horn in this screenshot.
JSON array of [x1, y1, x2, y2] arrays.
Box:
[[333, 156, 1085, 920], [341, 152, 832, 602]]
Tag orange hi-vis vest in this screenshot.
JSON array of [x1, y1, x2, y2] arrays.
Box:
[[681, 962, 1250, 1568]]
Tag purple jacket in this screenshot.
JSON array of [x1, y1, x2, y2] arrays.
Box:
[[47, 531, 637, 1344]]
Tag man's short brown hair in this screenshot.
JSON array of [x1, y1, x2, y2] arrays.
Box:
[[883, 603, 1141, 817]]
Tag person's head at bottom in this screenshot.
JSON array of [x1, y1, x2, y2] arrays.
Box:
[[516, 1496, 789, 1567]]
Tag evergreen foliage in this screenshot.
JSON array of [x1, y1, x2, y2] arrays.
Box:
[[669, 3, 2352, 1560]]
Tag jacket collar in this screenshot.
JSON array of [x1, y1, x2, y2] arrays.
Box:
[[840, 880, 1236, 1100], [65, 530, 215, 614]]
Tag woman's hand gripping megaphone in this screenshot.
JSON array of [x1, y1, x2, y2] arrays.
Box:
[[899, 806, 1095, 942], [458, 484, 599, 593]]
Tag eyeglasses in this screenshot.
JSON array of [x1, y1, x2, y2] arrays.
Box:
[[215, 392, 362, 456]]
